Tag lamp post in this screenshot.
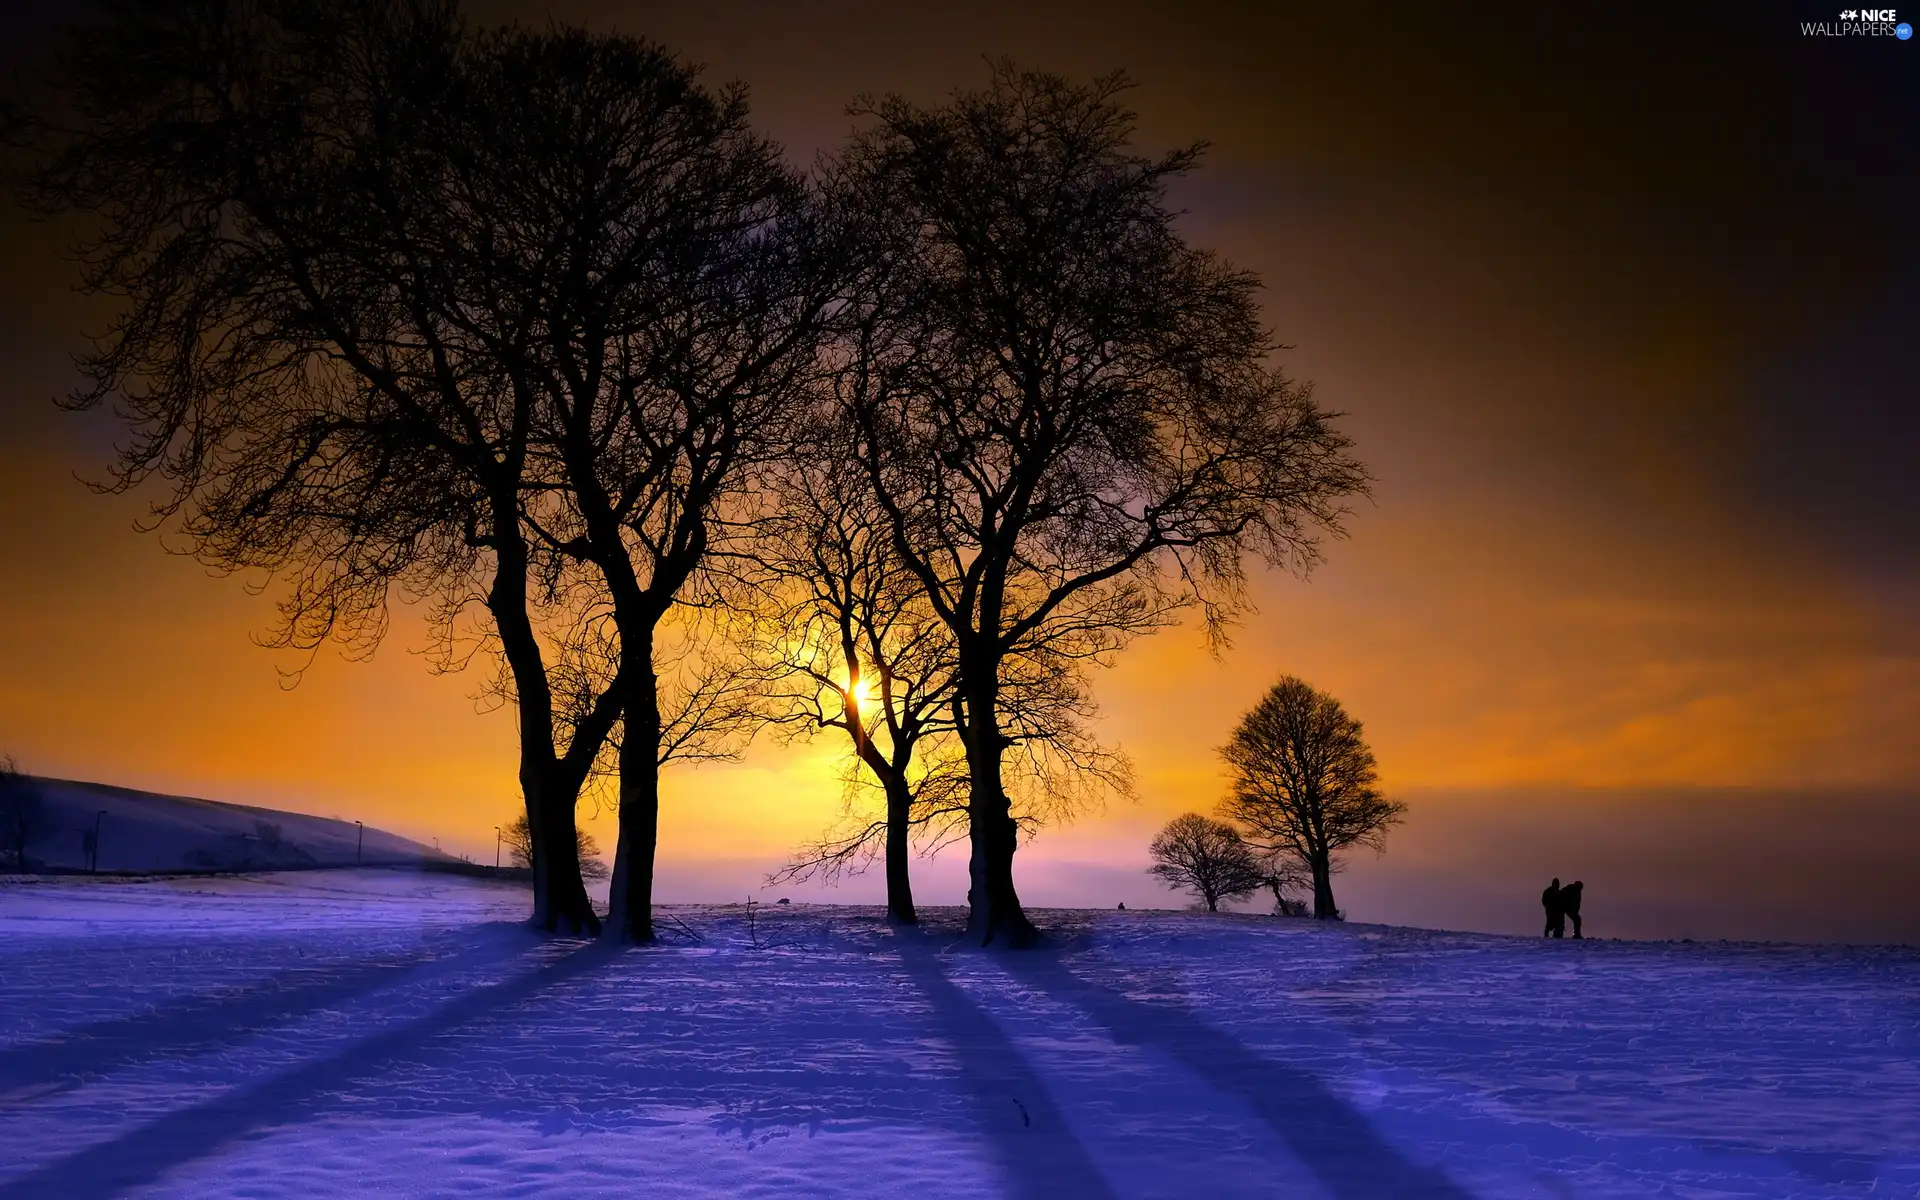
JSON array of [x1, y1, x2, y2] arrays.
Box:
[[493, 825, 502, 870], [90, 810, 106, 873], [355, 820, 363, 865]]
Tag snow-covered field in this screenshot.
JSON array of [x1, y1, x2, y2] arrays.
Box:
[[1, 871, 1915, 1199]]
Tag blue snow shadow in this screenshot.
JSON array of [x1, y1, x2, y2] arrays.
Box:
[[0, 926, 517, 1094], [996, 946, 1472, 1199], [890, 943, 1117, 1199], [0, 928, 605, 1200]]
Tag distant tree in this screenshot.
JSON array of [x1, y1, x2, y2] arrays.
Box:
[[1147, 813, 1267, 912], [828, 65, 1369, 946], [501, 815, 535, 870], [502, 814, 609, 881], [1219, 677, 1405, 919], [1262, 856, 1314, 917], [0, 757, 45, 873]]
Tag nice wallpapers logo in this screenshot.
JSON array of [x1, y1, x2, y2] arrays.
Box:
[[1802, 8, 1914, 35]]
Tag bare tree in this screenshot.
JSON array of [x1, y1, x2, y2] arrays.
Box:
[[502, 813, 609, 881], [828, 65, 1370, 945], [1219, 676, 1405, 919], [0, 757, 44, 874], [23, 5, 809, 940], [1147, 812, 1266, 912], [1261, 855, 1315, 917], [749, 425, 1133, 923], [20, 0, 622, 932], [746, 434, 967, 924], [436, 29, 836, 942]]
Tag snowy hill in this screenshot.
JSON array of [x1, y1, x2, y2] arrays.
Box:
[[1, 871, 1916, 1197], [6, 776, 456, 873]]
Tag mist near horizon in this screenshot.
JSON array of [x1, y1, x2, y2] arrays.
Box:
[[631, 786, 1920, 947]]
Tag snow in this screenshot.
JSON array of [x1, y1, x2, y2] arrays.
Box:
[[2, 871, 1916, 1198], [10, 777, 454, 874]]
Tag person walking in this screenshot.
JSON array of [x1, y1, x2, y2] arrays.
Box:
[[1561, 880, 1584, 938], [1542, 877, 1564, 938]]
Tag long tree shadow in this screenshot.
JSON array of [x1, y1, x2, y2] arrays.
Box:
[[0, 925, 523, 1094], [1007, 952, 1472, 1200], [0, 938, 616, 1200], [891, 939, 1118, 1200]]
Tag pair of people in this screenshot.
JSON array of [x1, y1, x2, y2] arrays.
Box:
[[1541, 878, 1584, 938]]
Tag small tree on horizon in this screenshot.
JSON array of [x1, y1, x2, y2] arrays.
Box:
[[1147, 813, 1267, 912], [1264, 860, 1313, 917], [502, 814, 610, 881], [1219, 677, 1405, 919]]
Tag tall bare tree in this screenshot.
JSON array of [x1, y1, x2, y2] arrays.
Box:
[[829, 65, 1370, 945], [1219, 676, 1405, 919], [24, 3, 823, 941], [20, 0, 621, 931], [442, 29, 835, 942], [1147, 812, 1266, 912]]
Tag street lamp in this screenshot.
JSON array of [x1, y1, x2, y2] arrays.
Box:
[[493, 825, 502, 870], [90, 810, 106, 873], [355, 820, 363, 865]]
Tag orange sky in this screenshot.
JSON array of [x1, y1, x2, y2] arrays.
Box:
[[1, 1, 1914, 933]]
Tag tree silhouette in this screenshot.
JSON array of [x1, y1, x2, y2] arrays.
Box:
[[445, 28, 834, 942], [747, 434, 967, 924], [827, 65, 1369, 945], [0, 757, 44, 874], [748, 428, 1126, 923], [1219, 677, 1405, 919], [22, 2, 823, 941], [501, 814, 609, 881], [20, 0, 621, 932], [1148, 813, 1266, 912], [1262, 856, 1315, 917]]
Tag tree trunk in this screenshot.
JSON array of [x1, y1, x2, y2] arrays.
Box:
[[1311, 852, 1338, 919], [490, 525, 599, 935], [960, 664, 1037, 948], [533, 769, 601, 936], [605, 644, 661, 944], [520, 766, 551, 929], [882, 772, 917, 925]]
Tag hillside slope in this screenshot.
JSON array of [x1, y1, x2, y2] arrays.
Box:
[[7, 776, 454, 873]]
